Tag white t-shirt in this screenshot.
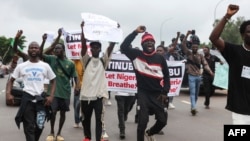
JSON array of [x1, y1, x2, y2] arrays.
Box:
[[80, 48, 111, 100], [12, 60, 56, 96]]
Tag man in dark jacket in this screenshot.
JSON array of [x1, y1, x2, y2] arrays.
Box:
[[120, 25, 170, 141], [202, 46, 223, 109]]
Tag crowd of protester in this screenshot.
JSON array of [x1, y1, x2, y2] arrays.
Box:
[[4, 4, 250, 141]]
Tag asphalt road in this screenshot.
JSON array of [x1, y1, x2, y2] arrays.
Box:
[[0, 75, 231, 141]]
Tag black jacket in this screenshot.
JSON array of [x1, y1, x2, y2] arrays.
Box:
[[15, 92, 51, 129]]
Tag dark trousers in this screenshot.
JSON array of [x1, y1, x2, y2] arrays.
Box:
[[81, 98, 103, 141], [136, 90, 167, 141], [115, 95, 136, 132], [203, 75, 215, 106], [23, 102, 43, 141]]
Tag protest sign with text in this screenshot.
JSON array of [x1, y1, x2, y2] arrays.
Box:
[[106, 54, 185, 96], [81, 13, 123, 42]]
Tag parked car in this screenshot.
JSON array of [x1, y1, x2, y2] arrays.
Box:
[[0, 59, 5, 78], [5, 56, 24, 106], [5, 76, 24, 106], [0, 68, 4, 78]]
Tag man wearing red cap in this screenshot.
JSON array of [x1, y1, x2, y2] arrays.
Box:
[[120, 26, 170, 141]]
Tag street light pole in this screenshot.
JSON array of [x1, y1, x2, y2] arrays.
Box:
[[214, 0, 224, 21], [160, 18, 173, 44]]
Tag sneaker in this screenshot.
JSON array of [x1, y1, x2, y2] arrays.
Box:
[[145, 131, 156, 141], [82, 137, 91, 141], [205, 105, 210, 109], [191, 108, 197, 116], [56, 135, 64, 141], [169, 103, 175, 109], [120, 131, 125, 139], [105, 100, 112, 106], [73, 123, 80, 128], [102, 131, 109, 139], [46, 134, 55, 141]]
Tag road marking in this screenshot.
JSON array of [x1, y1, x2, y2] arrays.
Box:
[[182, 100, 191, 105]]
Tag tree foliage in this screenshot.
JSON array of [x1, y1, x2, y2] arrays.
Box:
[[214, 16, 245, 44], [0, 36, 26, 64], [202, 16, 245, 49]]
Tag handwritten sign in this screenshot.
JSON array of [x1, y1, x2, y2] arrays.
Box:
[[213, 63, 229, 89], [81, 13, 123, 42]]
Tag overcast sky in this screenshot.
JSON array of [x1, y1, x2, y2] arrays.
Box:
[[1, 0, 250, 51]]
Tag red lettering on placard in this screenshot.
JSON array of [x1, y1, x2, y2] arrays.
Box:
[[71, 51, 79, 56], [170, 79, 182, 85], [106, 74, 115, 79], [68, 44, 76, 49], [108, 81, 136, 89], [169, 87, 178, 93], [116, 73, 136, 81]]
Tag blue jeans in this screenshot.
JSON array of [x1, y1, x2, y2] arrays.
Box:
[[73, 94, 81, 124], [188, 74, 202, 109]]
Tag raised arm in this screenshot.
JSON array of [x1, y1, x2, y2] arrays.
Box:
[[13, 30, 22, 53], [120, 25, 145, 54], [13, 30, 29, 61], [44, 28, 62, 54], [40, 33, 47, 59], [80, 21, 87, 56], [168, 31, 180, 52], [209, 4, 239, 52], [107, 42, 116, 57], [181, 30, 192, 55]]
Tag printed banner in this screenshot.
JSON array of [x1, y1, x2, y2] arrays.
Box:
[[106, 54, 185, 96], [106, 54, 136, 93], [167, 61, 186, 96], [63, 31, 91, 60]]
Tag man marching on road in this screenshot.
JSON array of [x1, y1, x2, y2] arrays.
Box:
[[6, 41, 56, 141], [120, 25, 170, 141], [209, 4, 250, 124], [80, 21, 117, 141]]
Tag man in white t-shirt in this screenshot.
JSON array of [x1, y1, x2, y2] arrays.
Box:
[[6, 41, 56, 141]]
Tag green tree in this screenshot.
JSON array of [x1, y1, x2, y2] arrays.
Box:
[[205, 16, 245, 49], [214, 16, 245, 44], [0, 35, 26, 64]]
